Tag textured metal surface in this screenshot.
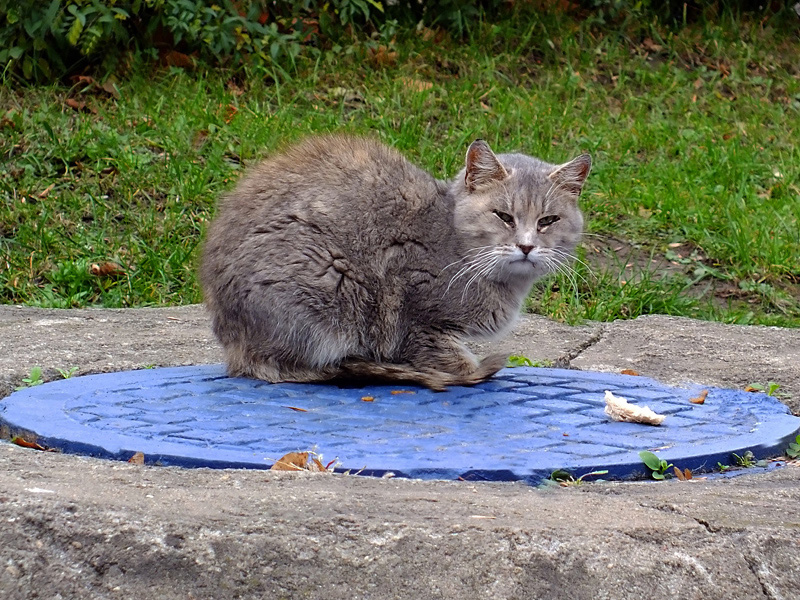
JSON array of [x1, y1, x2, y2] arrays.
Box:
[[2, 365, 798, 483]]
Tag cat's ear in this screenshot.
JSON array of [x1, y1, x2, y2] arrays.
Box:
[[465, 139, 509, 191], [548, 153, 592, 195]]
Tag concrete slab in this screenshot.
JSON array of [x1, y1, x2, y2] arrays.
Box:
[[1, 305, 799, 599]]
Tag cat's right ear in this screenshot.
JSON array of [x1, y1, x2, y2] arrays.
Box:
[[465, 140, 509, 192]]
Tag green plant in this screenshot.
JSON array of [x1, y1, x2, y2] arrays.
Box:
[[786, 435, 800, 459], [506, 355, 552, 368], [56, 366, 79, 379], [717, 462, 731, 472], [542, 468, 609, 488], [746, 382, 784, 398], [15, 366, 44, 390], [639, 450, 673, 480], [731, 450, 767, 468]]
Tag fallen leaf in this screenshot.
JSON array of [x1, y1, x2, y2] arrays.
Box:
[[11, 436, 46, 451], [693, 77, 704, 90], [674, 466, 685, 480], [38, 183, 56, 198], [270, 451, 309, 471], [604, 390, 665, 425], [368, 45, 398, 67], [744, 386, 760, 392], [361, 396, 375, 402], [390, 390, 415, 395], [65, 98, 88, 112], [684, 468, 693, 480], [223, 104, 238, 123], [284, 406, 308, 412], [641, 38, 663, 52], [101, 79, 121, 99], [398, 77, 433, 93], [90, 261, 126, 277], [620, 369, 640, 376], [128, 451, 145, 464], [689, 389, 708, 404], [162, 50, 195, 69]]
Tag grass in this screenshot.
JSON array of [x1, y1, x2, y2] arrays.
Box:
[[1, 12, 799, 326]]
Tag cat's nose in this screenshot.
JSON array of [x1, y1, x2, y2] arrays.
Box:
[[517, 244, 534, 255]]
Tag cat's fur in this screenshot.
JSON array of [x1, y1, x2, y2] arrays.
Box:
[[200, 135, 590, 390]]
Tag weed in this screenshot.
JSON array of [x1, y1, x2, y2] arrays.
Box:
[[786, 435, 800, 459], [745, 382, 784, 398], [639, 450, 673, 480], [717, 462, 731, 472], [731, 450, 767, 468], [542, 469, 609, 488], [506, 355, 552, 368], [56, 366, 79, 379], [15, 366, 44, 390]]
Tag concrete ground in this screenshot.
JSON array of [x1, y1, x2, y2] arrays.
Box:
[[1, 304, 799, 599]]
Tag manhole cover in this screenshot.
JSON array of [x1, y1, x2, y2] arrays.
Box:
[[2, 365, 797, 483]]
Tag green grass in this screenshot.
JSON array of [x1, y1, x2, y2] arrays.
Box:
[[1, 13, 799, 325]]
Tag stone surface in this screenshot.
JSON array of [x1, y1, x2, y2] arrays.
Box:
[[1, 305, 799, 599]]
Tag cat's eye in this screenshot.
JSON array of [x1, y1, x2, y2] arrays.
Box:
[[493, 210, 515, 225], [537, 215, 560, 230]]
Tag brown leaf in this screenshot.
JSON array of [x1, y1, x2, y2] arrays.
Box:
[[674, 466, 686, 480], [65, 98, 87, 111], [284, 406, 308, 412], [128, 451, 145, 464], [390, 390, 415, 395], [620, 369, 640, 376], [90, 261, 126, 277], [398, 77, 433, 93], [361, 396, 375, 402], [693, 77, 704, 90], [641, 38, 663, 52], [369, 45, 398, 67], [12, 436, 46, 451], [744, 386, 759, 392], [101, 79, 121, 99], [271, 451, 309, 471], [683, 468, 693, 480], [38, 183, 56, 198], [223, 104, 238, 124], [162, 50, 195, 69], [689, 389, 708, 404]]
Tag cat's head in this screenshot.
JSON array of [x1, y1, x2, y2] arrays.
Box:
[[450, 139, 590, 286]]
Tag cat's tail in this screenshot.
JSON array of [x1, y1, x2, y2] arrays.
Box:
[[337, 353, 508, 392]]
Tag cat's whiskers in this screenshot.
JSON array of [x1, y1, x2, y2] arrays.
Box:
[[444, 246, 501, 293], [461, 252, 504, 302]]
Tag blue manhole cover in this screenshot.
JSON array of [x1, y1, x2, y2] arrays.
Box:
[[2, 365, 797, 484]]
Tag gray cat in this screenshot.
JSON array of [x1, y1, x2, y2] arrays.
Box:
[[200, 135, 590, 390]]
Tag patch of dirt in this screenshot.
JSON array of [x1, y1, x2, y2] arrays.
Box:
[[581, 236, 798, 314]]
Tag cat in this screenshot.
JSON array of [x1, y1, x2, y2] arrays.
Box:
[[200, 135, 590, 390]]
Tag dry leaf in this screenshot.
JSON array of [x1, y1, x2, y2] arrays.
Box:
[[128, 451, 145, 464], [11, 436, 46, 451], [90, 262, 125, 277], [744, 386, 759, 392], [368, 45, 398, 67], [641, 38, 663, 52], [284, 406, 308, 412], [38, 183, 56, 198], [390, 390, 415, 395], [674, 466, 685, 480], [689, 389, 708, 404], [361, 396, 375, 402], [162, 50, 194, 69], [398, 77, 433, 93], [65, 98, 96, 113], [620, 369, 640, 376], [270, 451, 309, 471], [604, 390, 666, 425], [693, 77, 704, 90]]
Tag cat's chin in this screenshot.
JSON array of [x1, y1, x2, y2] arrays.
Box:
[[497, 258, 547, 285]]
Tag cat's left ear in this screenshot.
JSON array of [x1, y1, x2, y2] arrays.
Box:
[[465, 139, 509, 192], [548, 153, 592, 196]]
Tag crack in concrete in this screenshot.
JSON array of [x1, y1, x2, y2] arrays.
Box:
[[743, 551, 781, 600], [553, 325, 606, 369]]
